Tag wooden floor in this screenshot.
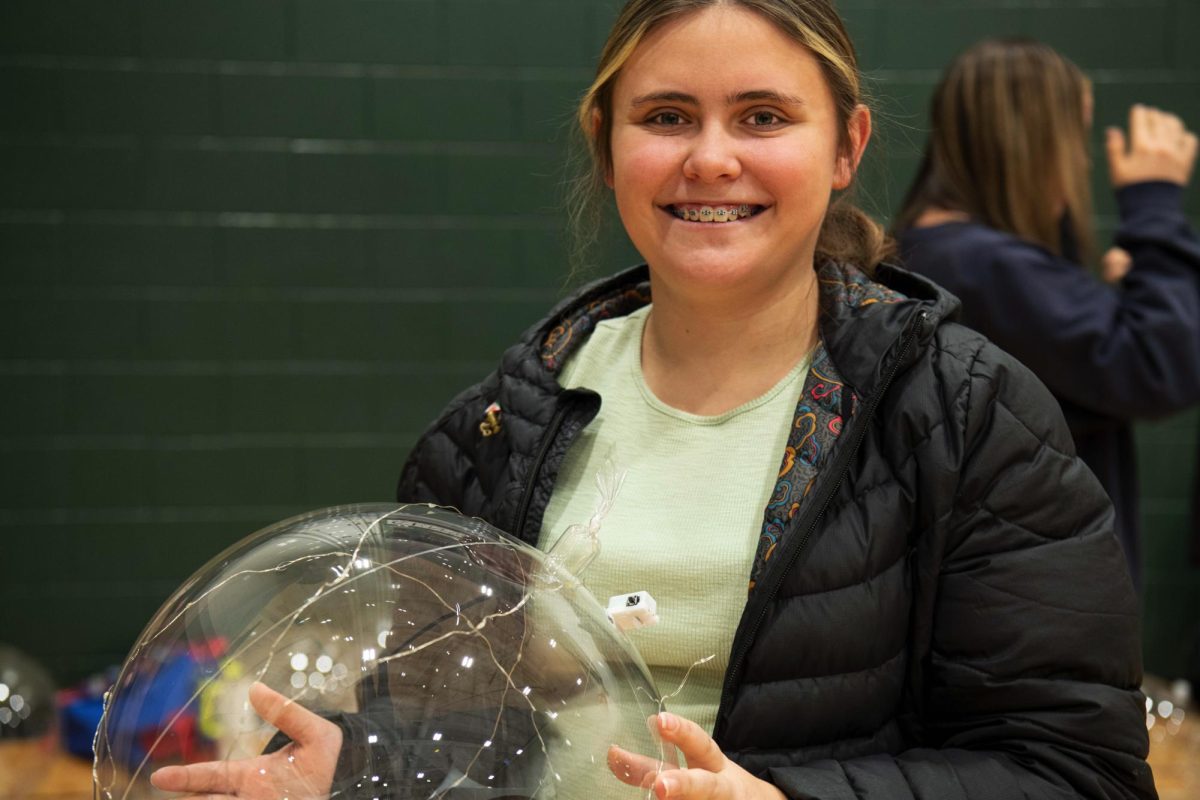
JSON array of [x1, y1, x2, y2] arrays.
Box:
[[3, 719, 1196, 798], [1148, 710, 1200, 800]]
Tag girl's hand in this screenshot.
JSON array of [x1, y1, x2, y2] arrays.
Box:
[[150, 682, 341, 799], [1101, 246, 1132, 283], [1106, 104, 1198, 188], [608, 712, 787, 800]]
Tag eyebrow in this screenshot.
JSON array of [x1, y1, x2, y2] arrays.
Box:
[[628, 89, 807, 108], [730, 89, 806, 107], [629, 90, 698, 107]]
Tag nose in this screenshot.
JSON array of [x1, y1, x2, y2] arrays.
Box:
[[682, 125, 742, 182]]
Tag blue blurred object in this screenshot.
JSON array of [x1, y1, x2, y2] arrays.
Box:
[[67, 649, 219, 768], [103, 648, 216, 768], [58, 665, 119, 759], [61, 695, 104, 758]]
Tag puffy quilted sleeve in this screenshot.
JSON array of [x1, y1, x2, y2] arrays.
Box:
[[395, 376, 498, 516], [767, 338, 1156, 800]]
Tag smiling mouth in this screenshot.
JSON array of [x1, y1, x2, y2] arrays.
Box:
[[664, 204, 767, 223]]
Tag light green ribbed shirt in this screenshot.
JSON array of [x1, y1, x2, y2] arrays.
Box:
[[538, 305, 810, 733]]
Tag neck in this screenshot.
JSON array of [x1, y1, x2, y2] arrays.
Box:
[[641, 270, 820, 416]]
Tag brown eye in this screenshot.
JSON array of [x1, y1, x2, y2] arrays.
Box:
[[650, 111, 684, 126], [751, 111, 781, 126]]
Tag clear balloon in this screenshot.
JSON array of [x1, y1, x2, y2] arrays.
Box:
[[95, 504, 674, 800], [0, 644, 58, 799]]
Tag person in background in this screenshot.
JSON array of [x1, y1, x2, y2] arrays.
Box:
[[893, 38, 1200, 586], [152, 7, 1154, 800]]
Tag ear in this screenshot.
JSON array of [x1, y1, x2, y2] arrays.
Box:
[[833, 104, 872, 190], [592, 108, 615, 189]]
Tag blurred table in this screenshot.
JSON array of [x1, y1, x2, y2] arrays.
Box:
[[0, 741, 92, 799], [31, 752, 93, 798], [1149, 711, 1200, 799]]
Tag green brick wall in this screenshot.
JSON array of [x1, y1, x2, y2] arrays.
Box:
[[2, 0, 1197, 684]]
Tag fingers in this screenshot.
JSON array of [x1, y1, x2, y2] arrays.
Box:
[[1183, 131, 1199, 182], [654, 713, 725, 773], [1101, 246, 1133, 284], [1129, 104, 1153, 149], [1111, 104, 1196, 187], [150, 763, 238, 795], [610, 712, 729, 794], [608, 744, 666, 789], [609, 712, 724, 789], [1105, 126, 1127, 185], [610, 758, 723, 800], [615, 716, 786, 800], [653, 768, 724, 800], [1160, 110, 1184, 137], [1105, 125, 1127, 157], [654, 767, 788, 800], [248, 682, 337, 746]]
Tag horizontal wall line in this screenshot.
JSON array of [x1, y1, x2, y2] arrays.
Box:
[[0, 54, 594, 82], [0, 503, 423, 526], [0, 359, 497, 376], [0, 284, 561, 303], [0, 432, 414, 452], [0, 133, 563, 157], [0, 580, 182, 600], [866, 68, 1200, 83], [0, 210, 562, 229]]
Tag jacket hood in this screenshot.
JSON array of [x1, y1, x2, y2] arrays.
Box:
[[516, 261, 962, 402], [819, 261, 960, 398]]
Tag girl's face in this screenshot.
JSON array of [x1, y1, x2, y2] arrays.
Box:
[[607, 6, 868, 300]]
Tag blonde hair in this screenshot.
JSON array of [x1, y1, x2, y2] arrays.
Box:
[[568, 0, 891, 272], [894, 38, 1095, 263]]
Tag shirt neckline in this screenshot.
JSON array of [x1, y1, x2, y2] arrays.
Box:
[[629, 305, 812, 426]]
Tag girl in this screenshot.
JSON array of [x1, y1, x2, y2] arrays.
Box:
[[153, 5, 1154, 799], [893, 39, 1200, 585]]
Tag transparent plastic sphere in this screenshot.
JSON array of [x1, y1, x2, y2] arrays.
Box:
[[95, 504, 673, 800], [0, 644, 58, 798]]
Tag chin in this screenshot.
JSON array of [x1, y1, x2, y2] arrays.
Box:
[[643, 240, 818, 299], [650, 250, 769, 289]]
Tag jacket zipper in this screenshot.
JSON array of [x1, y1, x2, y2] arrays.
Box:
[[714, 309, 931, 737], [513, 400, 572, 541]]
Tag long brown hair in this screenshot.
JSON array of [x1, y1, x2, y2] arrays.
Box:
[[568, 0, 891, 273], [893, 38, 1095, 263]]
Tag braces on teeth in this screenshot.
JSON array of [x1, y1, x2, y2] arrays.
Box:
[[672, 204, 755, 222]]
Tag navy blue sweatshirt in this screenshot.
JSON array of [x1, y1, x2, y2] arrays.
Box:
[[897, 181, 1200, 583]]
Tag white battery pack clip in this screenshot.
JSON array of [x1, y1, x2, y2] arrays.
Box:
[[607, 590, 659, 632]]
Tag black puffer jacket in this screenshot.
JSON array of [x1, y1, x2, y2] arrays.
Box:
[[396, 261, 1155, 800]]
